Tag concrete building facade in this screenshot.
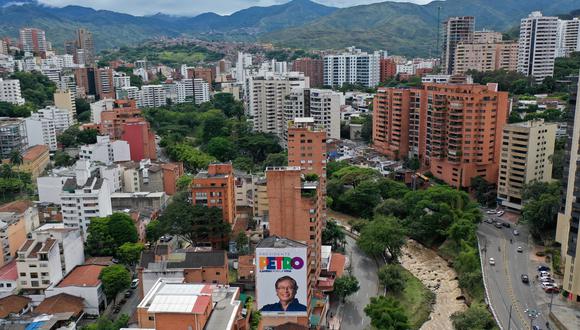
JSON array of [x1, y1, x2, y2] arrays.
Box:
[[292, 58, 324, 87], [517, 12, 559, 82], [192, 163, 236, 225], [0, 78, 25, 105], [323, 47, 381, 87], [442, 16, 475, 75]]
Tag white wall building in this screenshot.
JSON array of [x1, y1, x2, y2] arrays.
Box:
[[0, 78, 25, 105], [116, 86, 142, 107], [323, 47, 381, 87], [90, 99, 115, 124], [16, 238, 62, 292], [79, 135, 131, 165], [140, 85, 166, 108], [24, 116, 57, 151], [32, 224, 84, 275], [113, 73, 131, 89], [33, 106, 72, 134], [235, 52, 253, 83], [37, 176, 71, 204], [193, 78, 210, 105], [517, 12, 559, 82], [556, 18, 580, 58]]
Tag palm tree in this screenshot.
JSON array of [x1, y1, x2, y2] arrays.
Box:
[[9, 150, 23, 166]]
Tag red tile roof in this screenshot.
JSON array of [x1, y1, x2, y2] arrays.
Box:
[[57, 264, 106, 288], [34, 293, 84, 316], [329, 253, 346, 278], [0, 260, 18, 281], [22, 145, 49, 162], [0, 295, 31, 318], [0, 200, 32, 214]]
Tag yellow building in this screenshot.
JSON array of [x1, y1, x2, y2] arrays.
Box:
[[18, 145, 50, 179], [53, 90, 77, 124]]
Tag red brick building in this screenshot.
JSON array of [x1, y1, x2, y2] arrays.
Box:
[[287, 120, 327, 178], [191, 163, 236, 224], [373, 82, 509, 187], [292, 58, 324, 87], [121, 119, 157, 161]]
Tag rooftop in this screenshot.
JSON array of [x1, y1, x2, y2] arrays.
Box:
[[56, 264, 106, 288], [34, 293, 84, 316], [0, 260, 18, 281], [139, 250, 226, 269], [0, 200, 32, 214], [0, 295, 31, 318], [111, 192, 166, 199], [139, 280, 213, 313], [256, 236, 307, 249], [22, 145, 49, 162]]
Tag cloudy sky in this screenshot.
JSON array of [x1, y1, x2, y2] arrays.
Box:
[[36, 0, 434, 16]]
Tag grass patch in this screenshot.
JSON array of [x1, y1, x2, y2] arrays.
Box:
[[228, 269, 238, 283], [386, 265, 435, 330]]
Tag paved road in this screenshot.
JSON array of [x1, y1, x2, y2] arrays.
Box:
[[340, 235, 380, 330], [478, 213, 547, 330]]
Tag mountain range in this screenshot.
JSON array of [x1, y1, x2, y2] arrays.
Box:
[[0, 0, 579, 57]]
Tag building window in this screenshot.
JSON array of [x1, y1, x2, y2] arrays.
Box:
[[148, 316, 155, 321]]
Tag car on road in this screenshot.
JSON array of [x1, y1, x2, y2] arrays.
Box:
[[113, 305, 121, 313], [489, 257, 496, 265], [538, 265, 551, 272], [486, 210, 496, 214], [495, 222, 503, 228], [540, 276, 554, 283], [517, 246, 523, 253], [544, 286, 560, 293], [131, 279, 139, 289], [497, 210, 505, 216], [125, 290, 133, 298], [502, 222, 511, 228], [521, 274, 529, 284], [540, 271, 551, 277], [484, 218, 494, 224], [541, 282, 556, 289], [513, 229, 519, 236], [532, 326, 541, 330]]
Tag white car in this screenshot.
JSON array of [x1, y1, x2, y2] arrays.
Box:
[[486, 210, 496, 214], [131, 279, 139, 289], [489, 258, 496, 265], [497, 210, 505, 216], [541, 282, 556, 289], [517, 246, 523, 253], [540, 271, 551, 277], [540, 276, 554, 283]]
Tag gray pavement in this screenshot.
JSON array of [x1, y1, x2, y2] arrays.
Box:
[[340, 235, 380, 330], [478, 211, 547, 330]]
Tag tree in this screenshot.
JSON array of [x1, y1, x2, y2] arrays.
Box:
[[357, 216, 406, 262], [448, 218, 477, 245], [176, 174, 193, 191], [108, 213, 139, 247], [374, 198, 407, 218], [77, 129, 98, 145], [522, 193, 560, 239], [238, 133, 282, 163], [233, 156, 255, 172], [451, 303, 496, 330], [333, 275, 360, 302], [212, 93, 244, 118], [146, 220, 163, 243], [235, 232, 249, 255], [99, 265, 131, 303], [470, 176, 496, 207], [86, 213, 138, 257], [360, 114, 372, 143], [166, 143, 216, 172], [118, 242, 145, 266], [364, 296, 410, 330], [81, 314, 129, 330], [204, 136, 238, 161], [9, 150, 22, 166], [378, 264, 406, 294], [263, 152, 288, 168], [54, 151, 75, 167], [159, 197, 231, 247], [322, 220, 346, 250]]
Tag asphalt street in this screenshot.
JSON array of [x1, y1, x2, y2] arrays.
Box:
[[341, 235, 380, 330], [478, 213, 547, 330]]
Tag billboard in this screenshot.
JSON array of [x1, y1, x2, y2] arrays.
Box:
[[256, 247, 308, 316]]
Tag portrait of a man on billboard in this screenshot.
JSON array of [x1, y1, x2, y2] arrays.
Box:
[[260, 275, 307, 312]]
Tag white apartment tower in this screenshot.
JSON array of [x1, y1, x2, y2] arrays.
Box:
[[79, 135, 130, 165], [283, 88, 342, 144], [323, 47, 381, 87], [193, 78, 210, 105], [140, 85, 166, 108], [24, 116, 57, 151], [556, 18, 580, 58], [19, 28, 47, 54], [235, 52, 253, 83], [33, 106, 73, 134], [517, 12, 559, 82], [0, 78, 25, 105], [249, 72, 309, 137]]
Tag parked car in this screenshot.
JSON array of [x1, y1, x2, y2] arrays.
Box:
[[544, 286, 560, 293], [131, 279, 139, 289], [521, 274, 529, 284], [486, 210, 496, 214], [489, 258, 496, 265], [495, 222, 503, 229], [517, 246, 523, 253], [125, 290, 133, 298], [538, 265, 551, 272], [540, 277, 554, 283], [113, 305, 121, 313], [541, 282, 556, 289], [513, 229, 519, 236], [540, 271, 551, 277], [497, 210, 505, 216], [485, 218, 494, 224], [502, 222, 511, 228]]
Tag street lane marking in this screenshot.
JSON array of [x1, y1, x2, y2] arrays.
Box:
[[503, 238, 529, 328]]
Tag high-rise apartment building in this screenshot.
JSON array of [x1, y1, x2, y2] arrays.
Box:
[[249, 72, 309, 137], [32, 106, 73, 134], [442, 16, 475, 74], [191, 163, 236, 225], [98, 99, 142, 139], [556, 76, 580, 302], [497, 120, 557, 210], [235, 52, 253, 83], [0, 118, 27, 160], [193, 78, 210, 105], [24, 115, 57, 151], [0, 78, 25, 105], [323, 47, 381, 87], [53, 89, 77, 124], [193, 67, 214, 85], [373, 82, 509, 187], [283, 89, 341, 144], [380, 58, 398, 82], [287, 119, 327, 178], [95, 68, 114, 100], [556, 18, 580, 58], [19, 28, 47, 56], [453, 36, 518, 75], [141, 85, 166, 108], [266, 166, 323, 291], [0, 39, 8, 55], [517, 12, 559, 82], [293, 58, 324, 87], [75, 28, 95, 66]]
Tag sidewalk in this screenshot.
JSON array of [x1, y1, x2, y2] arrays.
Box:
[[326, 297, 343, 330]]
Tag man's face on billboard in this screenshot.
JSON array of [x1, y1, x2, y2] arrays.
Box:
[[276, 278, 296, 304]]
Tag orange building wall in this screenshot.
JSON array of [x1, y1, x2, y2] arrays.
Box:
[[162, 162, 184, 195], [380, 58, 397, 82], [155, 311, 209, 330], [6, 217, 27, 266], [373, 88, 411, 160], [191, 163, 236, 224], [287, 126, 327, 178], [183, 265, 229, 284]]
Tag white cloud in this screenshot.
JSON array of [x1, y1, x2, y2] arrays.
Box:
[[36, 0, 434, 16]]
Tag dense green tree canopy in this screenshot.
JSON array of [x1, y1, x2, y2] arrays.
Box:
[[357, 215, 406, 262], [364, 296, 410, 330], [99, 265, 131, 301], [86, 213, 138, 257], [333, 275, 360, 302]]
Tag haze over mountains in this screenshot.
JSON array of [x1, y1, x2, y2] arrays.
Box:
[[0, 0, 579, 56]]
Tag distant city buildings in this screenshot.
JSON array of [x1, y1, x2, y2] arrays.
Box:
[[0, 78, 25, 105], [19, 28, 47, 57], [293, 58, 324, 87], [517, 12, 559, 82], [556, 17, 580, 58], [0, 118, 27, 159], [442, 16, 475, 75]]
